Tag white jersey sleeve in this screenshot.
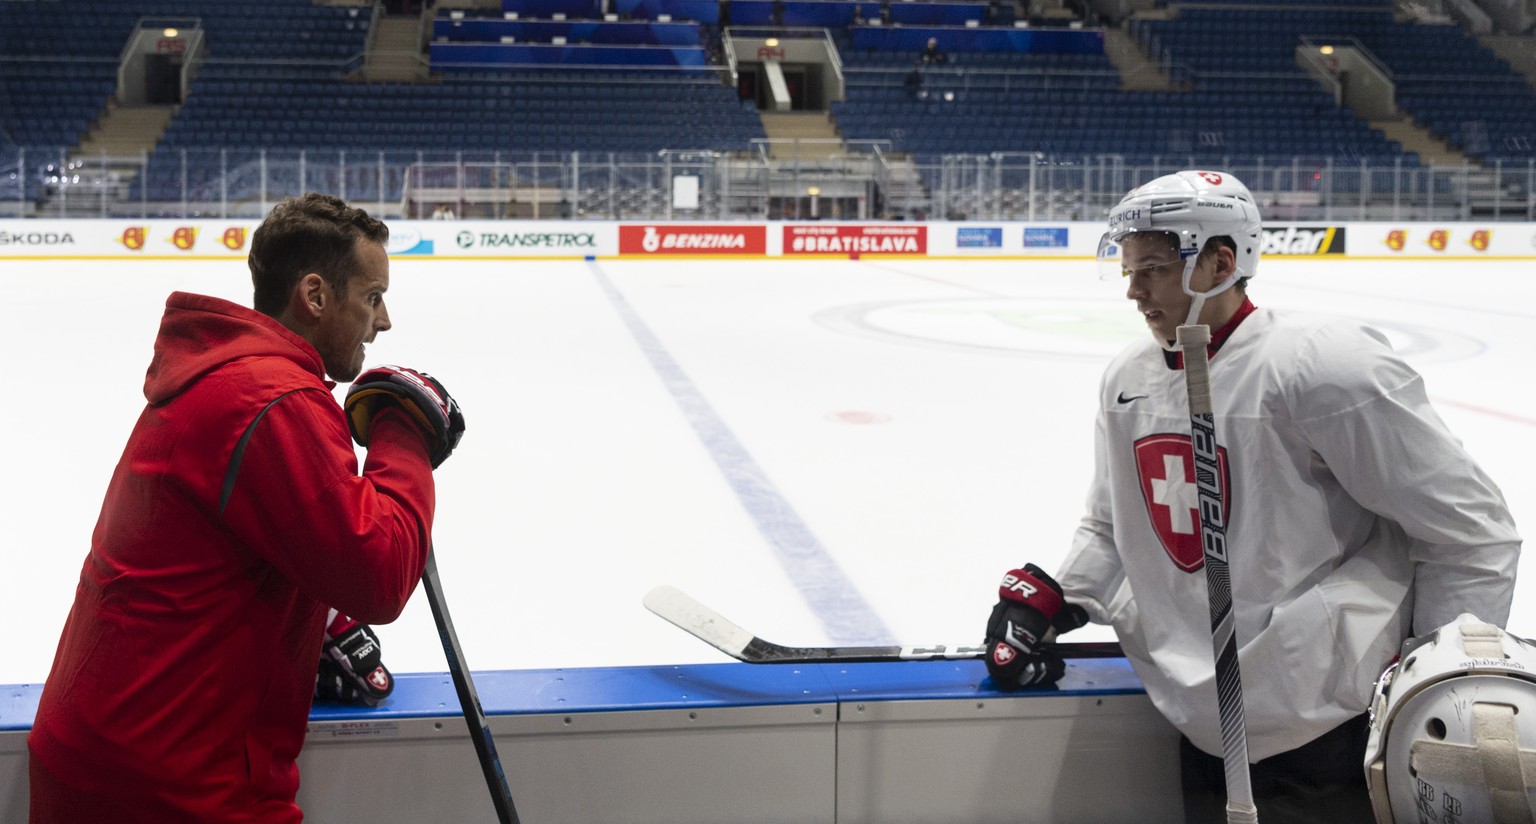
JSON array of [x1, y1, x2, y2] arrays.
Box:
[[1287, 321, 1520, 632], [1056, 371, 1123, 622]]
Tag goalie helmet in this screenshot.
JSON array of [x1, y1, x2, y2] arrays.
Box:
[[1095, 170, 1263, 297], [1364, 613, 1536, 824]]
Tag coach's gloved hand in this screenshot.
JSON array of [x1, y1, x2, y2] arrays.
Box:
[[344, 365, 464, 468], [984, 563, 1089, 689], [315, 609, 394, 706]]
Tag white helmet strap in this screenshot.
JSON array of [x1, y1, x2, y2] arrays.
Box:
[[1465, 622, 1509, 658], [1180, 255, 1205, 330], [1178, 251, 1240, 331], [1366, 615, 1536, 824], [1411, 704, 1536, 824]]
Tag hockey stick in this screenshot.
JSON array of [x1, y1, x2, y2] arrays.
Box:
[[644, 585, 1124, 664], [422, 546, 521, 824], [1176, 324, 1258, 824]]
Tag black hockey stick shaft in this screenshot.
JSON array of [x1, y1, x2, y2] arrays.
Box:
[[422, 546, 521, 824], [644, 585, 1123, 664], [1177, 324, 1258, 824]]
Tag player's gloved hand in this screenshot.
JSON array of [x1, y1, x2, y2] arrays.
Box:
[[984, 563, 1089, 690], [315, 609, 394, 706], [344, 365, 464, 468]]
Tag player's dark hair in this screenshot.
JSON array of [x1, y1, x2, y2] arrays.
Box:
[[249, 193, 389, 317]]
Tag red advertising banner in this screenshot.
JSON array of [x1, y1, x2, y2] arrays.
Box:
[[783, 224, 927, 255], [618, 224, 766, 255]]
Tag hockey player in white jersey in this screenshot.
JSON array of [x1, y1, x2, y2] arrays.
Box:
[[981, 170, 1522, 823]]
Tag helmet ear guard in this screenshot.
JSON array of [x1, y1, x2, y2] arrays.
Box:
[[1364, 614, 1536, 824]]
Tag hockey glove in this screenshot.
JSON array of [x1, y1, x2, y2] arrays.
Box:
[[984, 563, 1089, 690], [344, 365, 465, 469], [315, 609, 394, 707]]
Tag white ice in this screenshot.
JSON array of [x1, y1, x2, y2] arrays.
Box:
[[2, 255, 1532, 685]]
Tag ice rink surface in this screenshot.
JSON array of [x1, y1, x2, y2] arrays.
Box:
[[2, 254, 1532, 685]]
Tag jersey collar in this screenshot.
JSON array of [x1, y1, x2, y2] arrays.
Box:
[[1163, 298, 1256, 370]]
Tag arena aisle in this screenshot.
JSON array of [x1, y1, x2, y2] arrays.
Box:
[[2, 255, 1531, 684]]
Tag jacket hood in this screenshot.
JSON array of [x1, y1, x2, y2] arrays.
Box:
[[144, 292, 329, 404]]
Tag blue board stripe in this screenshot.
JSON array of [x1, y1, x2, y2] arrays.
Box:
[[589, 263, 893, 645]]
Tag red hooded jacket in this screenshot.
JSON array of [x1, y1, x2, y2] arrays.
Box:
[[28, 292, 435, 822]]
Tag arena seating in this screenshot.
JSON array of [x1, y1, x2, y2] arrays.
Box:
[[0, 0, 370, 61], [142, 66, 763, 203], [1132, 6, 1536, 166], [0, 62, 116, 152], [2, 0, 1532, 211]]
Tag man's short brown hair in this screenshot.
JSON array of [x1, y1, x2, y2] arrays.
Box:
[[249, 193, 389, 317]]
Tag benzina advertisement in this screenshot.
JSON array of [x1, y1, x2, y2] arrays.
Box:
[[617, 224, 766, 255], [783, 224, 926, 256]]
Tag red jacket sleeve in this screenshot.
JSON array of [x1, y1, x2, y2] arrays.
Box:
[[216, 390, 435, 624]]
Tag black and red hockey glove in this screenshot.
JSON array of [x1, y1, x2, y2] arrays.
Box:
[[344, 365, 464, 469], [315, 609, 394, 707], [984, 563, 1089, 690]]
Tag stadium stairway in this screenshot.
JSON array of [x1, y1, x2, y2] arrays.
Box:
[[358, 12, 432, 83], [75, 102, 176, 160], [1479, 32, 1536, 92], [1101, 26, 1178, 91], [52, 103, 179, 215], [1369, 116, 1471, 168], [759, 111, 844, 161]]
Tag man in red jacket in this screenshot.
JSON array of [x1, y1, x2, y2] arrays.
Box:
[[28, 193, 464, 823]]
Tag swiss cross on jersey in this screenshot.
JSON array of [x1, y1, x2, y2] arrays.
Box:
[[1133, 434, 1231, 572]]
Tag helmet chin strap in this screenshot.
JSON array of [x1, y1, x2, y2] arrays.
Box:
[[1179, 255, 1240, 330], [1155, 256, 1207, 351], [1182, 293, 1208, 330]]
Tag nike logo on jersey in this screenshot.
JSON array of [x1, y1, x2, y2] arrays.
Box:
[[1117, 392, 1148, 404]]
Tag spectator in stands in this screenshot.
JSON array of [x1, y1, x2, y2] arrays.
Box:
[[28, 193, 463, 823], [904, 62, 925, 99], [851, 5, 866, 26], [921, 37, 947, 65]]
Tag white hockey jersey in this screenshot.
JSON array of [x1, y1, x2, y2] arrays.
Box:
[[1057, 304, 1521, 761]]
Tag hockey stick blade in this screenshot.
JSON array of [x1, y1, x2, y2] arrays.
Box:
[[643, 585, 1122, 664]]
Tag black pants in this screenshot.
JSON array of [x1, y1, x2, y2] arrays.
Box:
[[1181, 714, 1374, 824]]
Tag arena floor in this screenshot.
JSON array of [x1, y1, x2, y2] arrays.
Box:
[[2, 255, 1532, 684]]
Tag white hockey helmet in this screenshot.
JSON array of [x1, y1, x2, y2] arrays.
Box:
[[1095, 170, 1263, 315], [1364, 613, 1536, 824]]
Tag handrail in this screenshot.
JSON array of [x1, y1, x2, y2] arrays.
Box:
[[719, 27, 741, 88], [6, 145, 1535, 221]]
